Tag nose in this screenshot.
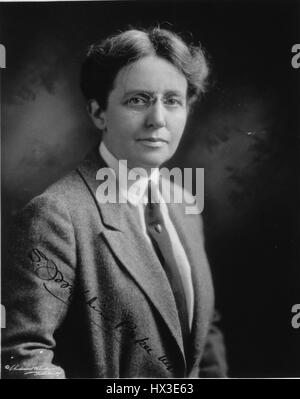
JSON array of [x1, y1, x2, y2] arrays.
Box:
[[146, 101, 166, 129]]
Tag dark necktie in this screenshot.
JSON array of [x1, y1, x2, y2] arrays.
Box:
[[144, 181, 190, 354]]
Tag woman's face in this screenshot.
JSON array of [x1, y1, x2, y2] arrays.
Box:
[[93, 55, 189, 170]]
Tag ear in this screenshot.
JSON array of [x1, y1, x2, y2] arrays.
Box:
[[86, 99, 107, 131]]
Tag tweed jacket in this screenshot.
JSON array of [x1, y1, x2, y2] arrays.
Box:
[[1, 148, 227, 378]]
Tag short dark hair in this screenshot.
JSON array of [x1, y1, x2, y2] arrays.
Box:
[[80, 27, 209, 110]]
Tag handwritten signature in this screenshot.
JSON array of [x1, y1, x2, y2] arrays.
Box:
[[29, 248, 113, 322], [27, 248, 174, 372]]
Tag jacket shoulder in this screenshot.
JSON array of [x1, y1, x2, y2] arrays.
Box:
[[44, 169, 84, 200], [41, 147, 101, 206]]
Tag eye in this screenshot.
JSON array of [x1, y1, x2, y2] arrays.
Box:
[[126, 96, 149, 106], [164, 97, 184, 107]]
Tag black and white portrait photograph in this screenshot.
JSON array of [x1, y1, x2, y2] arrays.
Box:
[[0, 0, 299, 382]]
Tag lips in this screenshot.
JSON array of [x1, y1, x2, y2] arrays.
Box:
[[136, 137, 168, 148], [136, 137, 168, 143]]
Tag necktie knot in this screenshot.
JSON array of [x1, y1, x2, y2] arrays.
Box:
[[145, 181, 164, 229], [147, 180, 160, 208]]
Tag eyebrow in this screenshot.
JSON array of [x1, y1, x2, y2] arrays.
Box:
[[123, 90, 186, 98]]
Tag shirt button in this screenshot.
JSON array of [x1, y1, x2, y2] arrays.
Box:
[[154, 224, 162, 233]]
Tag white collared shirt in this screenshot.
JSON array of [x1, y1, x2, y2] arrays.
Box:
[[99, 142, 194, 329]]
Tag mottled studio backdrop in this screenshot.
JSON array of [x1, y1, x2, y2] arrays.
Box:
[[1, 0, 299, 377]]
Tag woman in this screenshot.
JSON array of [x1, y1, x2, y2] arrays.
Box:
[[2, 27, 227, 378]]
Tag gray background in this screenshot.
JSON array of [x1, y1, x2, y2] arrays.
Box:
[[1, 0, 299, 377]]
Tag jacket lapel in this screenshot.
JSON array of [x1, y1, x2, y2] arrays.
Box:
[[76, 148, 186, 367]]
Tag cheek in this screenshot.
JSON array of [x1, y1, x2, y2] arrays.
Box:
[[169, 112, 187, 137], [108, 110, 143, 136], [106, 109, 123, 132]]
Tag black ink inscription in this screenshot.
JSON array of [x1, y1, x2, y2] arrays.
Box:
[[134, 337, 153, 354], [158, 355, 174, 371], [28, 248, 175, 373]]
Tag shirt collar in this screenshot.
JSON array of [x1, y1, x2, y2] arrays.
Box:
[[99, 141, 160, 206]]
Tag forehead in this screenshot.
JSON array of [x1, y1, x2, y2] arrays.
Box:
[[112, 55, 188, 96]]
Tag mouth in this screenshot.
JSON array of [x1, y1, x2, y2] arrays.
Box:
[[136, 137, 168, 148], [137, 137, 168, 142]]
